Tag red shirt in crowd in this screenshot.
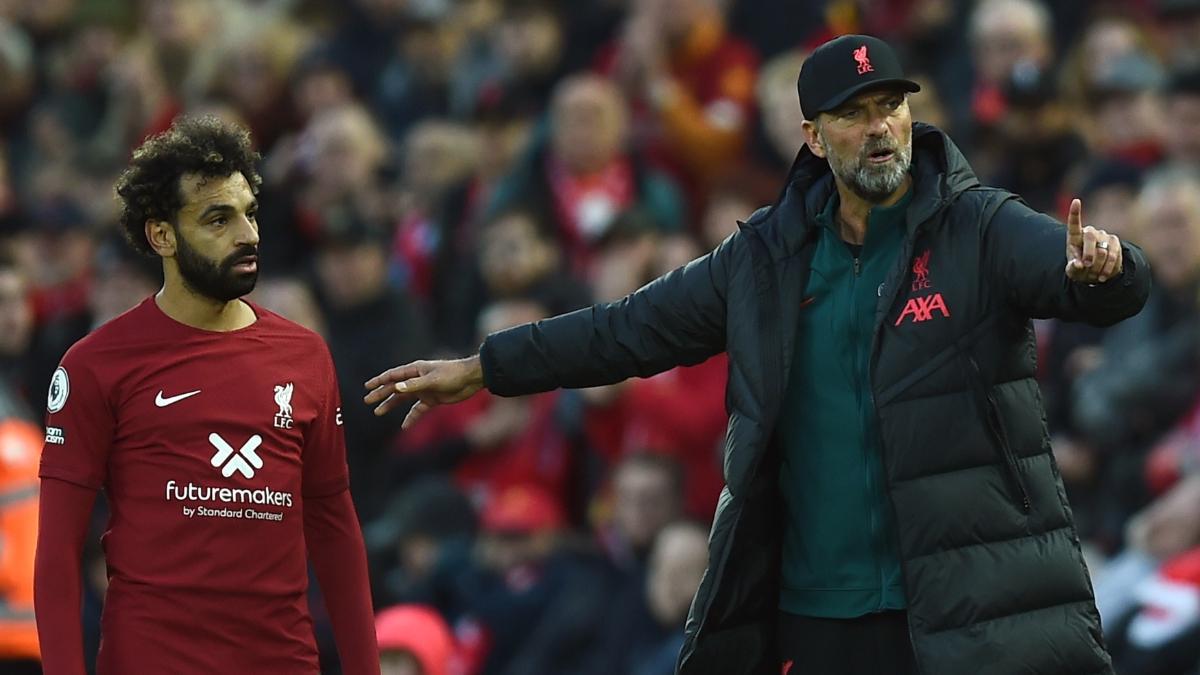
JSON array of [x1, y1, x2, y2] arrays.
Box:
[[36, 298, 376, 674], [585, 354, 728, 518], [396, 390, 572, 513]]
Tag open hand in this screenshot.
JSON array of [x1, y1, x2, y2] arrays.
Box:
[[363, 356, 485, 429], [1065, 198, 1123, 284]]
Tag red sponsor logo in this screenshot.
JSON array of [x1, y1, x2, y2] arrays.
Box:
[[853, 45, 874, 75], [895, 293, 951, 325]]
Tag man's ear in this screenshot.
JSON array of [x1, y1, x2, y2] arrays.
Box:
[[146, 219, 176, 257], [802, 119, 826, 159]]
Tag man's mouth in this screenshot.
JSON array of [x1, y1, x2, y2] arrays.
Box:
[[867, 148, 895, 164], [231, 255, 258, 274]]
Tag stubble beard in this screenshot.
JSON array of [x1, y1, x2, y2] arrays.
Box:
[[821, 131, 912, 204]]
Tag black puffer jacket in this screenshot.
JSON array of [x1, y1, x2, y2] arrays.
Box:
[[479, 124, 1151, 674]]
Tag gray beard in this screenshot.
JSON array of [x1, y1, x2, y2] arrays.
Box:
[[821, 134, 912, 203]]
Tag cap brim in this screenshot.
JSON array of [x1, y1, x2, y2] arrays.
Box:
[[820, 79, 922, 114]]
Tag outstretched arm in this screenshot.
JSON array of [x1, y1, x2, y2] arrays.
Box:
[[987, 197, 1150, 324], [366, 233, 737, 427]]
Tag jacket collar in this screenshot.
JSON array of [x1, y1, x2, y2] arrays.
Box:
[[748, 123, 980, 260]]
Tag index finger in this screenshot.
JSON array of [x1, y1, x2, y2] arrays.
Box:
[[1067, 198, 1083, 240], [364, 363, 421, 390]]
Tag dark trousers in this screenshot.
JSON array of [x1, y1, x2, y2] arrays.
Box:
[[778, 610, 917, 675]]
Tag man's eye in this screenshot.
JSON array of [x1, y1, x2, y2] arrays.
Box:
[[213, 217, 228, 226], [887, 98, 902, 110], [842, 109, 859, 119], [247, 212, 257, 221]]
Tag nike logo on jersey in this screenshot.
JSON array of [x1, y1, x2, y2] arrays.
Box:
[[155, 389, 202, 407]]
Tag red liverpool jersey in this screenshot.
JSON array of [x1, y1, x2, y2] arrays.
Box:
[[40, 297, 349, 674]]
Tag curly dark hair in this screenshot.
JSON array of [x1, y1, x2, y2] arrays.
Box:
[[114, 115, 262, 256]]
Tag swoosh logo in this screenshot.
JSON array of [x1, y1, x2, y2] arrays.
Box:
[[155, 390, 202, 407]]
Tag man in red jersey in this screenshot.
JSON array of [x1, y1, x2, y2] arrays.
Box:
[[33, 115, 379, 674]]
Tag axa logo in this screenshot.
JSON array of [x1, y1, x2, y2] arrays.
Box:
[[209, 433, 264, 479], [895, 293, 951, 325], [854, 44, 874, 75]]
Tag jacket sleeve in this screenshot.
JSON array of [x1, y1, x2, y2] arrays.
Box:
[[479, 233, 735, 397], [984, 199, 1151, 325]]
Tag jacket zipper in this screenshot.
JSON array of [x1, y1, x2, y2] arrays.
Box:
[[964, 354, 1032, 512], [848, 250, 886, 609], [869, 223, 920, 674]]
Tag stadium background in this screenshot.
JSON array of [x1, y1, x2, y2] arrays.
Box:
[[3, 0, 1200, 673]]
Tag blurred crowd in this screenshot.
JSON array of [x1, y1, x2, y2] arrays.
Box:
[[3, 0, 1200, 673]]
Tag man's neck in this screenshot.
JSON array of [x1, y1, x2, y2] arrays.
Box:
[[155, 278, 255, 332], [834, 175, 912, 245]]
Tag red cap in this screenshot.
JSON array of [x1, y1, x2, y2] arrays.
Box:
[[376, 605, 455, 675], [480, 484, 565, 534]]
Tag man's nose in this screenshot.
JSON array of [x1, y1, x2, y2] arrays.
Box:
[[865, 111, 890, 137], [234, 214, 259, 247]]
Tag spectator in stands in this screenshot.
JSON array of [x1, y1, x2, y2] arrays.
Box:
[[600, 453, 687, 569], [1083, 51, 1167, 168], [393, 299, 577, 516], [753, 49, 807, 174], [1162, 67, 1200, 169], [428, 94, 537, 352], [701, 179, 757, 251], [437, 206, 591, 351], [374, 16, 458, 142], [377, 604, 460, 675], [1156, 0, 1200, 69], [968, 0, 1053, 132], [973, 64, 1085, 213], [18, 198, 96, 327], [392, 119, 480, 301], [1060, 12, 1155, 106], [489, 74, 684, 279], [631, 521, 710, 675], [259, 103, 392, 274], [203, 21, 310, 150], [314, 203, 433, 521], [451, 0, 568, 123], [366, 476, 478, 612], [0, 19, 34, 133], [597, 0, 759, 199], [477, 208, 591, 310], [0, 253, 36, 421], [289, 48, 358, 126], [461, 483, 609, 675]]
